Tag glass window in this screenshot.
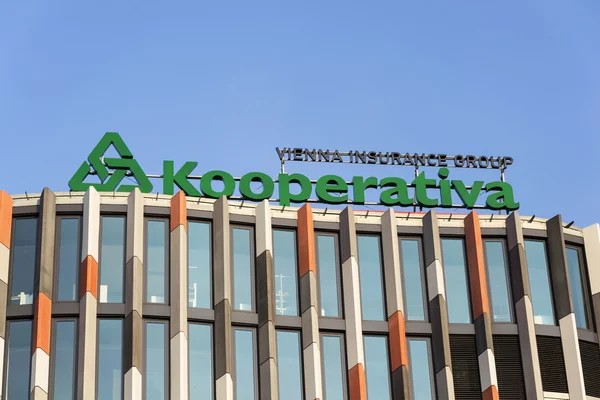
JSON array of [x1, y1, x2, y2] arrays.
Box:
[[189, 324, 213, 400], [145, 220, 168, 304], [188, 222, 212, 308], [363, 336, 391, 400], [400, 239, 427, 321], [408, 338, 436, 400], [145, 322, 168, 400], [10, 218, 37, 305], [316, 234, 342, 318], [97, 319, 123, 400], [56, 218, 80, 301], [321, 334, 347, 400], [357, 236, 386, 321], [273, 230, 299, 316], [566, 247, 589, 329], [276, 331, 303, 400], [233, 328, 257, 400], [524, 240, 555, 325], [232, 227, 254, 311], [483, 240, 513, 322], [4, 320, 32, 399], [441, 239, 472, 323], [50, 320, 77, 400], [99, 217, 126, 303]]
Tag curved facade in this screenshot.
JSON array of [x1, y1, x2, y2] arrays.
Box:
[[0, 188, 599, 400]]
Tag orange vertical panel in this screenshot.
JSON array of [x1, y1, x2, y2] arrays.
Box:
[[0, 191, 13, 248], [465, 211, 490, 320], [388, 311, 408, 371], [170, 191, 187, 232], [297, 204, 316, 277], [482, 385, 499, 400], [79, 255, 99, 299], [349, 363, 367, 400], [32, 293, 52, 355]]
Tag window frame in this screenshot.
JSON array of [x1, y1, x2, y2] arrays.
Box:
[[232, 326, 258, 400], [398, 236, 428, 322], [48, 318, 78, 400], [142, 319, 170, 400], [565, 244, 593, 331], [188, 322, 214, 400], [8, 216, 39, 307], [272, 228, 300, 317], [143, 218, 170, 305], [230, 225, 256, 312], [319, 332, 348, 400], [53, 216, 82, 303], [2, 319, 33, 400], [356, 234, 388, 322], [187, 219, 213, 309], [482, 238, 514, 323], [95, 318, 124, 400], [315, 232, 344, 319], [275, 328, 305, 400], [362, 334, 393, 400], [524, 238, 557, 326], [98, 215, 127, 304], [406, 336, 437, 400], [440, 237, 473, 324]]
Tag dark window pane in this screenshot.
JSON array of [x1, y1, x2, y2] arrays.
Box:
[[100, 217, 125, 303], [408, 339, 435, 400], [145, 322, 167, 400], [234, 329, 256, 400], [273, 230, 299, 316], [317, 235, 341, 318], [322, 335, 346, 400], [400, 239, 426, 321], [146, 220, 167, 304], [441, 239, 471, 323], [189, 324, 213, 400], [566, 248, 588, 329], [232, 228, 253, 311], [276, 331, 303, 400], [357, 236, 385, 321], [364, 336, 391, 400], [524, 241, 555, 325], [56, 218, 80, 301], [188, 222, 211, 308], [10, 218, 37, 305], [6, 320, 32, 399], [97, 319, 123, 400], [51, 320, 77, 400], [484, 241, 512, 322]]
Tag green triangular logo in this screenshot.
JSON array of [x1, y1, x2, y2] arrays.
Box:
[[69, 132, 153, 193]]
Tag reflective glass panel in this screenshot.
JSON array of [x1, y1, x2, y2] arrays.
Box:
[[524, 241, 555, 325], [316, 234, 341, 318], [357, 236, 385, 321], [189, 324, 213, 400], [364, 336, 391, 400], [146, 220, 167, 304], [234, 329, 256, 400], [273, 230, 299, 316], [484, 241, 512, 322], [232, 228, 253, 311], [400, 239, 426, 321], [10, 218, 37, 305], [97, 319, 123, 400], [188, 222, 212, 308], [321, 335, 346, 400], [6, 320, 32, 400], [408, 339, 435, 400], [51, 320, 76, 400], [145, 322, 167, 400], [566, 248, 588, 329], [276, 331, 303, 400], [441, 239, 471, 323], [100, 217, 126, 303], [56, 218, 80, 301]]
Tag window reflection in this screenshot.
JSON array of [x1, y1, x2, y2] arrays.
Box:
[[99, 217, 126, 303], [97, 319, 123, 400], [317, 234, 341, 318], [408, 338, 436, 400], [5, 320, 32, 399], [188, 222, 212, 308], [400, 239, 426, 321], [232, 228, 253, 311], [51, 320, 77, 400], [321, 334, 347, 399], [441, 239, 472, 323], [189, 324, 213, 400], [524, 241, 555, 325], [484, 241, 512, 322], [364, 336, 391, 400], [566, 247, 588, 329], [234, 329, 256, 400], [56, 218, 80, 301], [276, 331, 303, 400], [145, 322, 167, 400], [146, 220, 167, 304], [10, 218, 37, 305], [357, 236, 386, 321], [273, 230, 299, 316]]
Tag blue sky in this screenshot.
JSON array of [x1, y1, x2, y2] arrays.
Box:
[[1, 2, 599, 226]]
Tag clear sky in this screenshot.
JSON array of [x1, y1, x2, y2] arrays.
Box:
[[1, 2, 599, 227]]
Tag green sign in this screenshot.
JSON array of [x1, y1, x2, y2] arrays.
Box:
[[69, 132, 519, 210]]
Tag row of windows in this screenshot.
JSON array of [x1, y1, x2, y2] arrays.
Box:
[[8, 216, 592, 329], [2, 318, 436, 400]]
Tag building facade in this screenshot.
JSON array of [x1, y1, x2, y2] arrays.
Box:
[[0, 187, 600, 400]]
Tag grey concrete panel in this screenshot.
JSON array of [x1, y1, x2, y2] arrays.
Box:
[[99, 204, 127, 214], [514, 296, 544, 399], [273, 315, 302, 329], [429, 295, 452, 374], [593, 293, 600, 337], [188, 308, 215, 322], [55, 204, 84, 213], [447, 324, 476, 335], [546, 215, 574, 320], [259, 358, 279, 400], [435, 366, 455, 400], [124, 310, 143, 371], [508, 243, 530, 302], [6, 304, 33, 317], [271, 218, 298, 228], [361, 320, 389, 333], [126, 189, 144, 264], [391, 366, 411, 400], [0, 280, 6, 338], [474, 313, 493, 356], [51, 302, 79, 316], [405, 321, 432, 334], [170, 225, 187, 338], [439, 227, 465, 235], [355, 223, 381, 233], [38, 188, 56, 299], [339, 207, 357, 263], [396, 225, 423, 235], [534, 324, 561, 337], [313, 221, 340, 231], [301, 306, 318, 350], [125, 256, 143, 316], [318, 318, 346, 331], [143, 206, 170, 216], [231, 311, 258, 326], [491, 324, 518, 335], [213, 196, 230, 304], [423, 211, 441, 267], [481, 227, 507, 236], [506, 211, 523, 250], [97, 303, 126, 316], [214, 299, 232, 379], [256, 249, 275, 328], [299, 272, 317, 314], [142, 304, 170, 318], [29, 386, 48, 400], [564, 234, 584, 245], [258, 320, 277, 365], [522, 229, 547, 239], [577, 328, 598, 343]]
